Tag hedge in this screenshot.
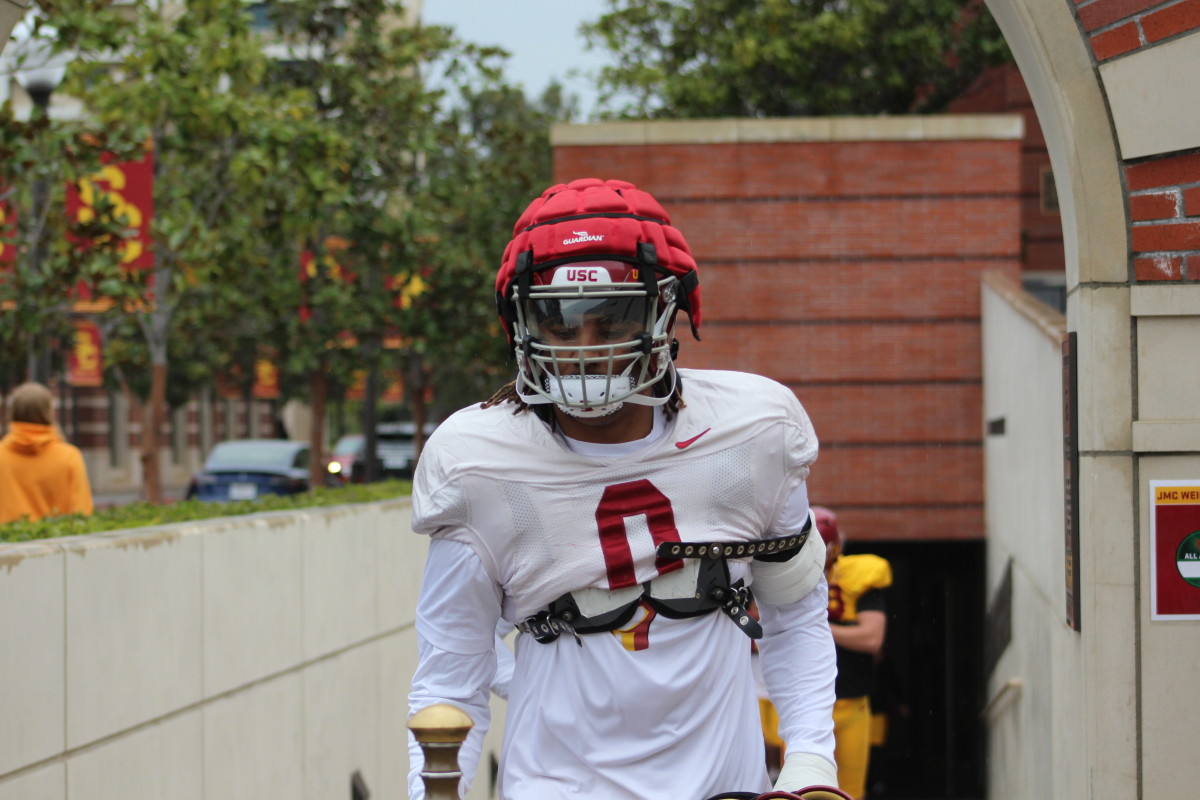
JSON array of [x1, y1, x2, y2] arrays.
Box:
[[0, 480, 413, 544]]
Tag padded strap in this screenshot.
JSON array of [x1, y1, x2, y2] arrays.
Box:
[[656, 528, 811, 561]]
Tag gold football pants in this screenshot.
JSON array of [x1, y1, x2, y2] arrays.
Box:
[[832, 696, 871, 799]]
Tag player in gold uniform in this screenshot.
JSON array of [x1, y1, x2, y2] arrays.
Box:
[[815, 507, 892, 800]]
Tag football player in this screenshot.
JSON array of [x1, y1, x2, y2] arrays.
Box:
[[407, 178, 840, 800], [815, 507, 893, 800]]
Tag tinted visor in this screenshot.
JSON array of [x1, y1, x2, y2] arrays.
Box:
[[527, 294, 651, 342], [524, 261, 653, 344]]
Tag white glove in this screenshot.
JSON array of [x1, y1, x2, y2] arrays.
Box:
[[774, 751, 839, 793]]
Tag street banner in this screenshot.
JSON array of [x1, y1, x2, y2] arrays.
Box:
[[215, 374, 242, 400], [68, 319, 104, 387], [253, 358, 280, 400], [216, 360, 280, 401], [1150, 480, 1200, 620], [344, 370, 366, 401], [298, 237, 353, 323], [68, 147, 155, 304], [382, 374, 404, 404], [67, 148, 155, 269], [388, 270, 428, 310], [344, 370, 403, 403], [0, 197, 14, 268]]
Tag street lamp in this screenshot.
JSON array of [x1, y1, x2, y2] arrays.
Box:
[[12, 21, 68, 116]]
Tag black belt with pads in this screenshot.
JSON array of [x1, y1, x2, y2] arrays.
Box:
[[516, 522, 812, 646]]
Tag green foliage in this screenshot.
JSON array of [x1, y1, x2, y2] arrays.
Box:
[[0, 13, 144, 392], [256, 1, 521, 416], [416, 80, 567, 415], [0, 479, 412, 543], [249, 2, 577, 419], [582, 0, 1012, 118], [6, 0, 566, 474]]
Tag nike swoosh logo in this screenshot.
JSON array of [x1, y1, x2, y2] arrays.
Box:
[[675, 428, 712, 449]]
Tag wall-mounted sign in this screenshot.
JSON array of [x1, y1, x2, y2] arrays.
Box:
[[1150, 480, 1200, 620]]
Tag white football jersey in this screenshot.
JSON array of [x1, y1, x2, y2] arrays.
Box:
[[410, 368, 831, 800], [413, 368, 818, 620]]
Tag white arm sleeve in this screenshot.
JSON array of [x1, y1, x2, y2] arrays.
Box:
[[773, 480, 811, 532], [757, 574, 838, 781], [491, 620, 516, 700], [751, 481, 824, 607], [408, 538, 504, 800]]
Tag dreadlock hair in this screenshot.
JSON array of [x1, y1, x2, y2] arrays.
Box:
[[480, 370, 686, 425]]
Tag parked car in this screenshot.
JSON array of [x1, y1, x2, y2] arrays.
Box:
[[325, 433, 364, 484], [186, 439, 312, 502], [326, 422, 437, 484]]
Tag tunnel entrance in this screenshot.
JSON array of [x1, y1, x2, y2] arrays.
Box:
[[846, 539, 987, 800]]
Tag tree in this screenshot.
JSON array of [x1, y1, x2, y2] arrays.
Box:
[[416, 80, 571, 420], [24, 0, 573, 498], [58, 0, 307, 502], [582, 0, 1012, 118], [0, 14, 141, 397], [247, 0, 526, 486]]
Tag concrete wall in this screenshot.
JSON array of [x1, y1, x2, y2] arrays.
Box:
[[981, 272, 1086, 797], [0, 499, 504, 800], [1129, 288, 1200, 800], [989, 0, 1200, 795]]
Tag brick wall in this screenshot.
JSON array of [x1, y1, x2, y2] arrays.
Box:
[[946, 64, 1064, 274], [1127, 149, 1200, 280], [1076, 1, 1200, 279], [554, 124, 1023, 541], [1080, 0, 1200, 61], [68, 385, 110, 449]]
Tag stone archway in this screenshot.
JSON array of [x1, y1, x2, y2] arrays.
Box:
[[0, 2, 30, 48], [988, 2, 1200, 798]]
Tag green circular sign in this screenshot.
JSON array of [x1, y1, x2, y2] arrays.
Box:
[[1175, 531, 1200, 588]]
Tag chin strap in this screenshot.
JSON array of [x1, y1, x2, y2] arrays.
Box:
[[514, 360, 678, 416], [621, 361, 677, 407]]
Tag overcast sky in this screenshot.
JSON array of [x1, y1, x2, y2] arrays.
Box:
[[420, 0, 615, 118]]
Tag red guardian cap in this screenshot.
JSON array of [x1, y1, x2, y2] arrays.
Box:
[[495, 178, 701, 345], [812, 506, 841, 547]]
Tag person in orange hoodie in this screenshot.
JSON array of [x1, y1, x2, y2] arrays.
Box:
[[0, 382, 94, 524]]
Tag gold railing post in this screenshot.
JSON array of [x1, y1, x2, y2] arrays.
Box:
[[407, 704, 474, 800]]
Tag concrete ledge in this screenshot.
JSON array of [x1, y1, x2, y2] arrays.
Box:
[[552, 114, 1025, 146], [1100, 33, 1200, 160], [1133, 421, 1200, 452], [983, 270, 1067, 343], [1131, 285, 1200, 316]]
